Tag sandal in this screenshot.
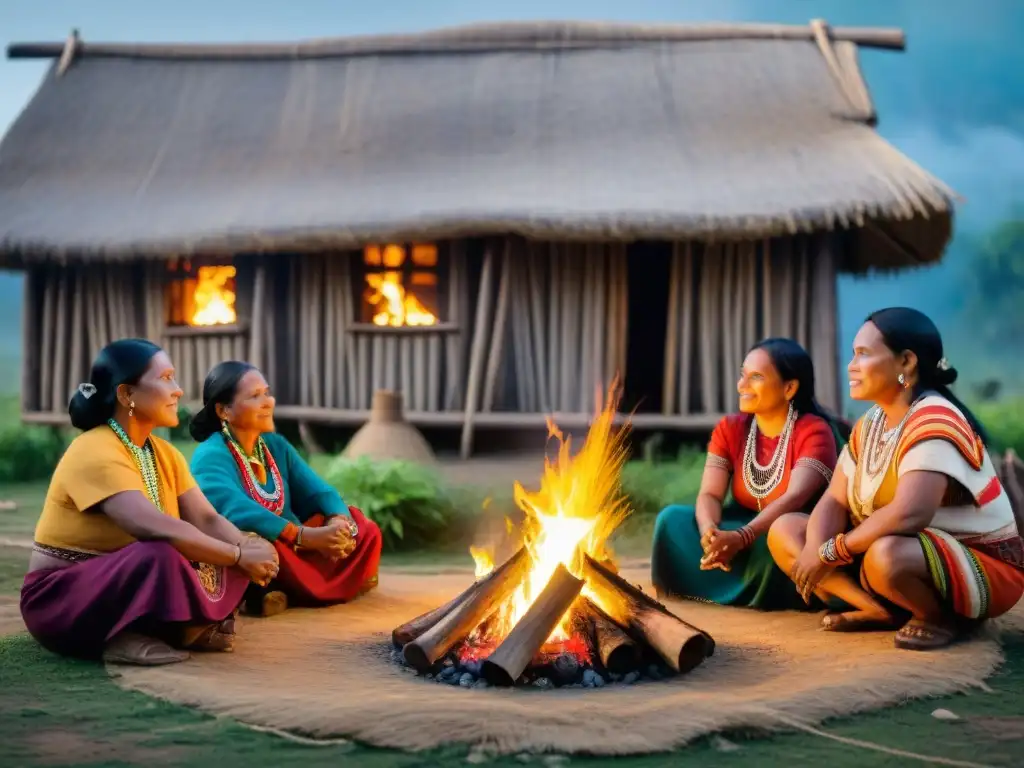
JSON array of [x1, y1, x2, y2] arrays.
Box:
[[182, 624, 235, 652], [103, 632, 190, 666], [821, 611, 901, 632], [894, 619, 958, 651]]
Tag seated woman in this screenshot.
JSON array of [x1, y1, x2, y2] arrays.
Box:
[[769, 308, 1024, 650], [21, 339, 279, 666], [651, 338, 845, 609], [189, 361, 382, 616]]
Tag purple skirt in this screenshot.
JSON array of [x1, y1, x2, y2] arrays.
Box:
[[20, 541, 250, 659]]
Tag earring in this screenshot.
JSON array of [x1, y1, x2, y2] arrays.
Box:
[[897, 373, 906, 388], [129, 400, 136, 419]]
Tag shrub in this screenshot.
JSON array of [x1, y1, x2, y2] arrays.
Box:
[[620, 447, 705, 517], [323, 455, 468, 552], [0, 424, 69, 484], [974, 397, 1024, 456]]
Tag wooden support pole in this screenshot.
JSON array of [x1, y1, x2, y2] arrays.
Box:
[[459, 242, 496, 459]]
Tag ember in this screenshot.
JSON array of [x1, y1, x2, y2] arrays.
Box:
[[391, 385, 714, 689]]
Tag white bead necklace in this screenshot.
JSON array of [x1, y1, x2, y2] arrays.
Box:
[[741, 402, 797, 511]]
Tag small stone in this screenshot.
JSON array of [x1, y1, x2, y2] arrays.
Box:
[[473, 679, 490, 689], [459, 673, 476, 687], [621, 671, 639, 685], [582, 669, 597, 686], [711, 735, 741, 752], [425, 673, 435, 681], [592, 674, 606, 688], [448, 673, 462, 686], [532, 677, 553, 690], [931, 708, 960, 721], [464, 660, 484, 676], [552, 654, 581, 684], [646, 664, 662, 681]]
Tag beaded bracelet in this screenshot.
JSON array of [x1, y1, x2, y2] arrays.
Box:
[[296, 526, 304, 547], [232, 544, 242, 566], [736, 525, 757, 549], [818, 533, 854, 566]]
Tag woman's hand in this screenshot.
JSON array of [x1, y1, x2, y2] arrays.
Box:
[[790, 546, 835, 603], [700, 529, 743, 571], [303, 517, 357, 560], [237, 536, 279, 586]]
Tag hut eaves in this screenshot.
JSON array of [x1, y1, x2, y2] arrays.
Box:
[[0, 20, 954, 272]]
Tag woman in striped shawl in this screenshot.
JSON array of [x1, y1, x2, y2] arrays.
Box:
[[768, 308, 1023, 650]]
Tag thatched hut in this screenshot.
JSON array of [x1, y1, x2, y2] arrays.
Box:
[[0, 20, 953, 456]]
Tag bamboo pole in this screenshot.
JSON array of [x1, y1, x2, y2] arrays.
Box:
[[481, 241, 511, 412], [527, 242, 550, 413], [50, 269, 70, 411], [38, 269, 56, 411], [547, 244, 562, 411], [459, 243, 497, 459], [662, 243, 681, 414], [558, 247, 575, 411], [678, 243, 694, 415], [21, 269, 39, 411], [579, 245, 596, 414]]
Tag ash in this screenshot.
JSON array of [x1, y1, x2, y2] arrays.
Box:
[[389, 646, 677, 690]]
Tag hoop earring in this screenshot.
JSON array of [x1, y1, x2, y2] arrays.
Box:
[[128, 401, 136, 419]]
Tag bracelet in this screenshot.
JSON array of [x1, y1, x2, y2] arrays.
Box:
[[818, 534, 854, 566], [296, 526, 304, 547], [232, 543, 242, 566], [736, 525, 757, 549]]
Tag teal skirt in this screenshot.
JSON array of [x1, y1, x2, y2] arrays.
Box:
[[651, 503, 813, 611]]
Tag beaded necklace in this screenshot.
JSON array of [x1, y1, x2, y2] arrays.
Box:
[[108, 419, 163, 512], [741, 403, 797, 512], [850, 405, 913, 522], [221, 424, 285, 514]]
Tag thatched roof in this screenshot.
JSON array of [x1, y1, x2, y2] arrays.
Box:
[[0, 20, 954, 271]]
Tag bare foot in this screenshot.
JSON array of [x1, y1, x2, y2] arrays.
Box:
[[102, 632, 190, 666], [182, 624, 235, 652], [821, 610, 901, 632]]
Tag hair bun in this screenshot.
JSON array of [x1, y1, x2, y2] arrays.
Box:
[[935, 365, 958, 386]]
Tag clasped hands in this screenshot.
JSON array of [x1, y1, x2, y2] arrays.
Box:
[[300, 515, 358, 561], [789, 545, 838, 604], [699, 526, 743, 571]]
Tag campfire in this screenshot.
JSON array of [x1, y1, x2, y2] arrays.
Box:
[[191, 265, 237, 326], [363, 244, 439, 327], [391, 388, 714, 689]]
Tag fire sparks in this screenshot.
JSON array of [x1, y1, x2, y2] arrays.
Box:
[[190, 266, 237, 326], [470, 383, 632, 646], [365, 271, 438, 327]]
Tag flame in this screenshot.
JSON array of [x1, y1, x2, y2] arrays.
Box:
[[366, 271, 438, 327], [190, 266, 237, 326], [472, 382, 632, 646]]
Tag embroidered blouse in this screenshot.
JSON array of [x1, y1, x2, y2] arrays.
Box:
[[190, 432, 350, 545], [706, 412, 838, 512]]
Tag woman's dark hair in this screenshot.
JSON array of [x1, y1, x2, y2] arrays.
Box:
[[68, 339, 163, 431], [750, 337, 852, 443], [189, 360, 257, 442], [866, 307, 987, 444]]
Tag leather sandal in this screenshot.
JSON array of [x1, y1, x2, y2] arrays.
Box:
[[894, 619, 958, 651], [102, 632, 190, 666], [182, 624, 235, 652], [821, 611, 902, 632]]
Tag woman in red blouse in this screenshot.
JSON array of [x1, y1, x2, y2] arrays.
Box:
[[651, 338, 848, 609]]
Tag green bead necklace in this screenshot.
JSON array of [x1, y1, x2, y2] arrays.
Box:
[[108, 419, 164, 512]]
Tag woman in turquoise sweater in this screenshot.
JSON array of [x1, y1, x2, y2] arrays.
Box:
[[190, 361, 382, 616]]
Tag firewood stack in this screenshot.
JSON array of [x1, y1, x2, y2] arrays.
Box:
[[392, 548, 714, 688]]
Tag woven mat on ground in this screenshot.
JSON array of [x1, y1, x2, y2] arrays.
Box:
[[109, 567, 1024, 756]]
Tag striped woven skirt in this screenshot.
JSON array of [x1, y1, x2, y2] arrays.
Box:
[[918, 528, 1024, 620]]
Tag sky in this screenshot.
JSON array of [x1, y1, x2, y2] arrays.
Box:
[[0, 0, 1022, 386]]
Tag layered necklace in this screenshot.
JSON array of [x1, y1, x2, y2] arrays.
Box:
[[108, 419, 163, 512], [850, 405, 913, 522], [222, 424, 285, 514], [741, 403, 797, 511]]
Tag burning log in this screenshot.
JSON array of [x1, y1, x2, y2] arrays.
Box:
[[582, 554, 712, 674], [482, 564, 584, 687], [580, 597, 642, 675], [392, 546, 528, 647], [402, 547, 530, 672]]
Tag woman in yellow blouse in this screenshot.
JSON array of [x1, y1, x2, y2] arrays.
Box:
[[21, 339, 279, 665]]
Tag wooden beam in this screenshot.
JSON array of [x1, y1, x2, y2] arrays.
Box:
[[6, 22, 906, 61]]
